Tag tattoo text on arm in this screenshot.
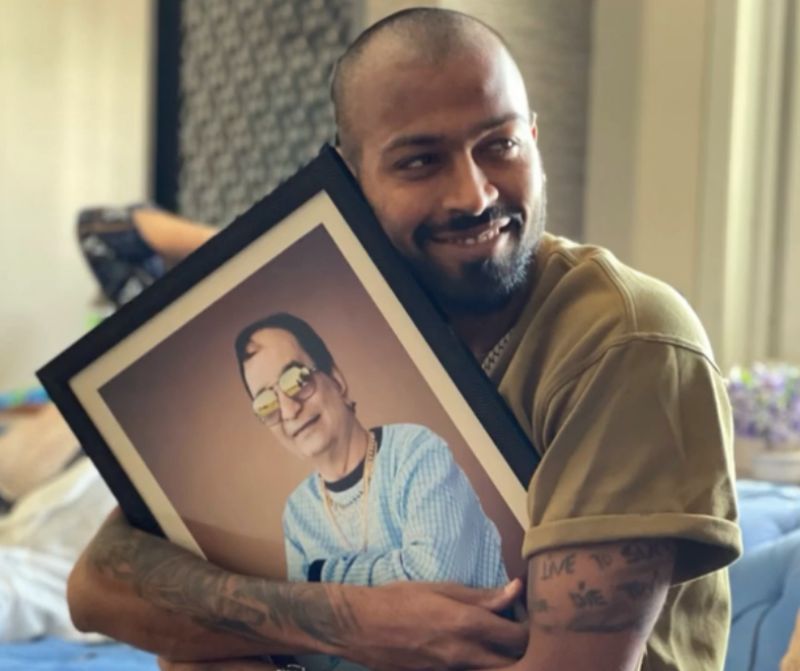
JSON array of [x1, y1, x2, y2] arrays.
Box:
[[528, 539, 676, 635]]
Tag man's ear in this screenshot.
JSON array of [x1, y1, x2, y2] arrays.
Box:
[[334, 144, 357, 175], [330, 364, 349, 399], [530, 111, 538, 142]]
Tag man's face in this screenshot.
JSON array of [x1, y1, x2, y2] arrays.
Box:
[[242, 328, 353, 461], [347, 41, 545, 313]]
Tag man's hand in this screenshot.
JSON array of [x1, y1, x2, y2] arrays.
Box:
[[69, 509, 527, 670], [343, 579, 527, 671]]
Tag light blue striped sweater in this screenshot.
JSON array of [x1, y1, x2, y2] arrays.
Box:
[[282, 422, 508, 588]]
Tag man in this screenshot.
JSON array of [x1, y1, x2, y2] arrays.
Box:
[[233, 312, 507, 589], [67, 8, 742, 670]]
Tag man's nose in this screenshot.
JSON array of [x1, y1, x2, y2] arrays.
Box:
[[277, 390, 302, 421], [442, 155, 499, 216]]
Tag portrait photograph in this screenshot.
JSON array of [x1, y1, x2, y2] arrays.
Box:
[[53, 174, 534, 587]]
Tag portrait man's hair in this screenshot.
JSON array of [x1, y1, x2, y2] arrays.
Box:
[[234, 312, 335, 394]]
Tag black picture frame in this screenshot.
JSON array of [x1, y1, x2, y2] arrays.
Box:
[[38, 144, 538, 599]]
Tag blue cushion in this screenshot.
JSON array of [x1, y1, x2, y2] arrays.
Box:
[[726, 480, 800, 671], [726, 528, 800, 671], [736, 480, 800, 551]]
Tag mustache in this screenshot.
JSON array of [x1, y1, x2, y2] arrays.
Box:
[[414, 205, 524, 244]]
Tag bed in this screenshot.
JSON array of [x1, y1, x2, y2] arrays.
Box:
[[0, 443, 157, 669]]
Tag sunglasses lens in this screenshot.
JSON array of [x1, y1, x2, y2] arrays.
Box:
[[252, 365, 316, 425], [280, 365, 315, 400], [252, 390, 280, 424]]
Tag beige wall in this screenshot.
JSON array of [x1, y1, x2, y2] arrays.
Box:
[[584, 0, 734, 367], [0, 0, 152, 390], [584, 0, 708, 302], [779, 4, 800, 363], [585, 0, 799, 369]]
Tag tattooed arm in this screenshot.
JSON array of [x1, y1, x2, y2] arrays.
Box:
[[68, 509, 527, 668], [67, 509, 342, 660], [509, 538, 676, 671]]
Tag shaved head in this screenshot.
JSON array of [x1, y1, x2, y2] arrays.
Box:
[[330, 8, 526, 163], [326, 8, 543, 317]]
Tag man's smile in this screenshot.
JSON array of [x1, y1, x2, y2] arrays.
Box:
[[428, 217, 514, 246], [291, 414, 320, 438]]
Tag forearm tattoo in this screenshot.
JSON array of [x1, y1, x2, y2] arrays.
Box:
[[88, 517, 358, 650], [528, 539, 675, 635]]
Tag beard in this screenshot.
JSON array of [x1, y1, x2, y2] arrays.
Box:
[[407, 193, 546, 315]]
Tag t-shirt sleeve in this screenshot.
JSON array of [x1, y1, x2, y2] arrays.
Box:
[[523, 337, 742, 583]]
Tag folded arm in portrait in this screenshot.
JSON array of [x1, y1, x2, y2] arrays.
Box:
[[66, 507, 528, 669], [283, 423, 508, 588]]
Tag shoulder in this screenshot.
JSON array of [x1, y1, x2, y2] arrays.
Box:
[[533, 234, 711, 352], [380, 422, 446, 445], [499, 235, 721, 445], [282, 474, 319, 524], [378, 423, 452, 463], [510, 235, 717, 375]]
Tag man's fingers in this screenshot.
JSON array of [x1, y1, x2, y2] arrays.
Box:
[[479, 578, 524, 612], [475, 615, 528, 657], [425, 578, 524, 611]]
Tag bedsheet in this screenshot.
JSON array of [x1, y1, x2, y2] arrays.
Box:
[[0, 456, 114, 641], [0, 456, 159, 668], [0, 637, 157, 670]]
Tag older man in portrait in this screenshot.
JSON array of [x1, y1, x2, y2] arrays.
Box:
[[233, 312, 507, 589]]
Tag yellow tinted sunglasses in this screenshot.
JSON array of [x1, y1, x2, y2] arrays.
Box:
[[251, 364, 318, 425]]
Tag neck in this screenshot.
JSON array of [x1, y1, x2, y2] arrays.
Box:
[[447, 283, 530, 361], [317, 422, 370, 482]]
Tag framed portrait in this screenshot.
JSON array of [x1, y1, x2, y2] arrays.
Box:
[[38, 146, 538, 634]]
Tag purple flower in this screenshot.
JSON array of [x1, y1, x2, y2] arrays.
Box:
[[726, 363, 800, 447]]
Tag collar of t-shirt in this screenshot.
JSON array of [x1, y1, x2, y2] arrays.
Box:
[[323, 426, 382, 493]]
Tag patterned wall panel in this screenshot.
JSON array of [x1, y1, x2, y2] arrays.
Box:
[[177, 0, 358, 226], [173, 0, 592, 239]]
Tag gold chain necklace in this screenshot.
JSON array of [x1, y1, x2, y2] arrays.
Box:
[[319, 430, 377, 552], [481, 330, 513, 375]]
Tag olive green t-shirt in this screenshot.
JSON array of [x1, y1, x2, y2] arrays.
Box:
[[490, 234, 743, 671]]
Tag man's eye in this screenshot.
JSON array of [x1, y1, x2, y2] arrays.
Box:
[[485, 138, 520, 156], [396, 154, 438, 171]]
